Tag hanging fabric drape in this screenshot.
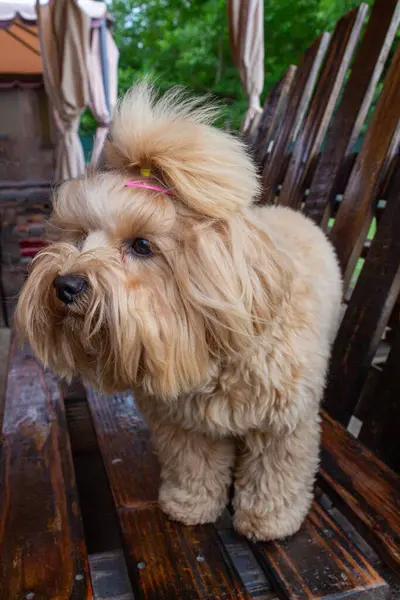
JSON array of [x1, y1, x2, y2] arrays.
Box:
[[228, 0, 264, 135], [36, 0, 91, 181], [87, 27, 119, 167]]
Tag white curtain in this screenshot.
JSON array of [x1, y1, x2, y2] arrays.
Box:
[[87, 27, 119, 167], [36, 0, 91, 180], [228, 0, 264, 135]]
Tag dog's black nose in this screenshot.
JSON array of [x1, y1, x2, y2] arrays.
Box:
[[53, 274, 87, 305]]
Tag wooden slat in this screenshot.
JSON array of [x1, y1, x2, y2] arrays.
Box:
[[89, 550, 134, 600], [86, 393, 160, 508], [217, 512, 276, 599], [324, 163, 400, 424], [252, 66, 297, 167], [330, 41, 400, 289], [278, 4, 369, 209], [120, 509, 249, 600], [0, 337, 92, 599], [251, 501, 388, 599], [357, 325, 400, 472], [320, 411, 400, 575], [304, 0, 400, 226], [260, 33, 330, 204], [86, 390, 250, 600]]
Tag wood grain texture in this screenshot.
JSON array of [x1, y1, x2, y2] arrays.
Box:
[[85, 391, 160, 509], [324, 163, 400, 424], [0, 336, 92, 600], [253, 66, 297, 167], [357, 324, 400, 473], [304, 0, 400, 226], [330, 41, 400, 290], [217, 513, 276, 599], [278, 4, 369, 209], [86, 390, 250, 600], [320, 411, 400, 576], [89, 550, 135, 600], [121, 508, 249, 600], [251, 500, 388, 599], [260, 33, 330, 204]]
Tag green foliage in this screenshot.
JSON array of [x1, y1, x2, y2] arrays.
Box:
[[79, 0, 385, 135]]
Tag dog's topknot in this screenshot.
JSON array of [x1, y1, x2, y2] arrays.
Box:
[[105, 81, 260, 218]]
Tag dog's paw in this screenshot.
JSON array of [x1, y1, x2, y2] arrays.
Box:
[[159, 483, 226, 526], [233, 507, 304, 542]]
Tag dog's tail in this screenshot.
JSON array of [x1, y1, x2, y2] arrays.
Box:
[[104, 81, 259, 218]]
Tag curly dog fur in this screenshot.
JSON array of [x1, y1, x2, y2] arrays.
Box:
[[16, 83, 342, 541]]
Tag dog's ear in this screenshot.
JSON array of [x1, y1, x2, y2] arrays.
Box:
[[105, 82, 260, 219], [176, 214, 293, 355]]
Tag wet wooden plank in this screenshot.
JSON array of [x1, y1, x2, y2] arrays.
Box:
[[304, 0, 400, 226], [89, 550, 134, 600], [120, 508, 250, 600], [0, 336, 92, 599], [260, 32, 330, 204], [324, 164, 400, 424], [217, 512, 276, 599], [253, 66, 297, 167], [330, 41, 400, 290], [320, 411, 400, 576], [278, 4, 369, 209], [86, 390, 250, 600], [357, 325, 400, 473], [251, 500, 388, 599], [85, 392, 160, 509]]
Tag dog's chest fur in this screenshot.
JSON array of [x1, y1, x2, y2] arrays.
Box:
[[134, 333, 321, 440]]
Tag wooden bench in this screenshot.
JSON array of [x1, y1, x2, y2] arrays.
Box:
[[1, 0, 400, 597]]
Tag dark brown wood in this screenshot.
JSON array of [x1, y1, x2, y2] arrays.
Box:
[[260, 32, 330, 204], [217, 522, 276, 599], [85, 392, 160, 508], [0, 337, 92, 599], [357, 325, 400, 472], [86, 390, 250, 599], [0, 187, 52, 204], [120, 508, 250, 600], [253, 66, 297, 166], [278, 4, 369, 209], [330, 42, 400, 290], [251, 500, 388, 599], [304, 0, 400, 225], [319, 411, 400, 576], [324, 163, 400, 424], [0, 180, 51, 190]]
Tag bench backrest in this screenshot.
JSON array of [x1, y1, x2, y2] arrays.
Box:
[[252, 0, 400, 473]]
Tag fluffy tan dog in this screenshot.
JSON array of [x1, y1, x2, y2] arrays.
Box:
[[16, 83, 342, 541]]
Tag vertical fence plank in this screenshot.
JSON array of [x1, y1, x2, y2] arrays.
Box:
[[252, 65, 297, 167], [357, 324, 400, 472], [304, 0, 400, 226], [330, 42, 400, 289], [278, 4, 369, 209], [325, 164, 400, 425], [260, 33, 330, 204]]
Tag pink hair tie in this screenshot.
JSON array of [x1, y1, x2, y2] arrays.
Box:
[[125, 180, 172, 195]]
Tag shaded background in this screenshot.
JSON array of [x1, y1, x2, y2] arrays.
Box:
[[80, 0, 394, 138]]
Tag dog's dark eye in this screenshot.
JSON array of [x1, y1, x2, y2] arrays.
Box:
[[131, 238, 153, 257]]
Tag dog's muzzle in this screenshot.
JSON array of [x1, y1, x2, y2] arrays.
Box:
[[53, 274, 87, 305]]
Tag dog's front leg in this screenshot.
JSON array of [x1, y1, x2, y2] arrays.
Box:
[[152, 423, 235, 526], [233, 416, 320, 541]]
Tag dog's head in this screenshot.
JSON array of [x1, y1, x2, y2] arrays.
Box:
[[16, 84, 291, 397]]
